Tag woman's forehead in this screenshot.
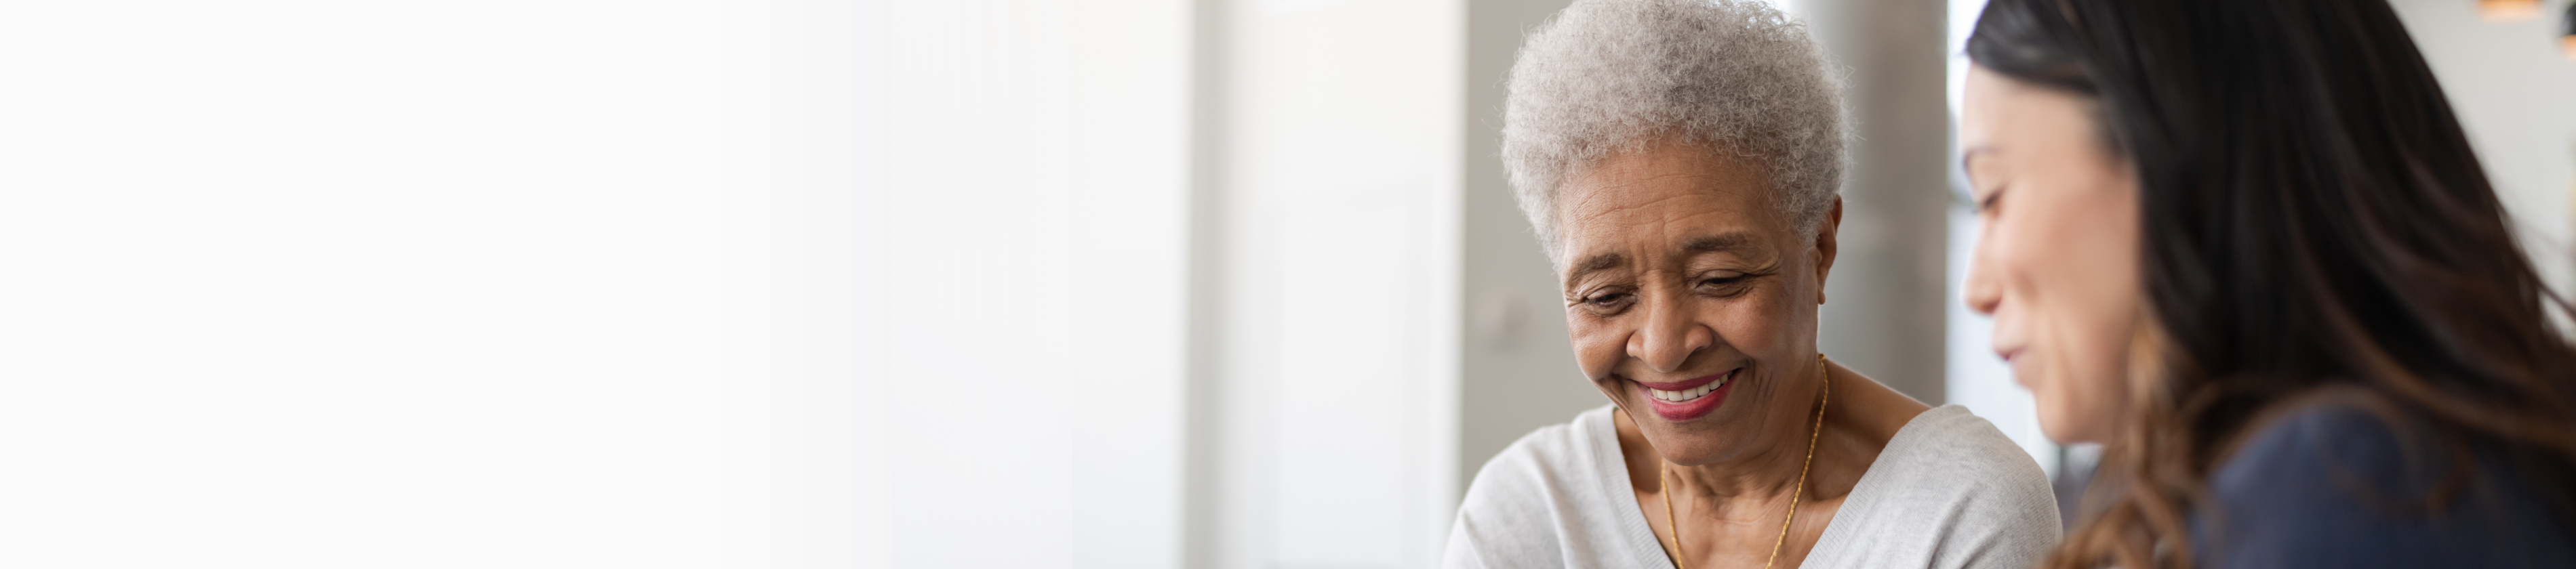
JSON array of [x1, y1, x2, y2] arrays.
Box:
[[1558, 158, 1785, 238], [1550, 142, 1799, 270], [1561, 140, 1774, 212], [1556, 193, 1788, 278]]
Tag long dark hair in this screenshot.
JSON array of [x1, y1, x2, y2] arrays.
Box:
[[1967, 0, 2576, 568]]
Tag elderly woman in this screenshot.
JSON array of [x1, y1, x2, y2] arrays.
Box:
[[1443, 1, 2059, 568]]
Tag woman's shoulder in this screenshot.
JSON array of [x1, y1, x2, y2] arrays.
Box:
[[2197, 400, 2576, 568], [1806, 405, 2059, 569], [1448, 404, 1665, 569], [1460, 404, 1621, 508], [1868, 405, 2057, 498], [2212, 400, 2406, 479], [2209, 400, 2497, 505]]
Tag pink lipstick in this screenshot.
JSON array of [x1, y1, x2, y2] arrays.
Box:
[[1635, 368, 1739, 421]]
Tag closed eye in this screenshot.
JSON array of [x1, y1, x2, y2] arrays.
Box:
[[1574, 289, 1636, 316], [1975, 188, 2005, 213], [1695, 275, 1757, 297]]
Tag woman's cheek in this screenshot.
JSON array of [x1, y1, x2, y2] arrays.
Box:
[[2042, 344, 2125, 443], [1566, 316, 1620, 378]]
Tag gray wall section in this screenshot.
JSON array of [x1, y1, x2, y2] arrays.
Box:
[[1460, 0, 1593, 496], [1184, 1, 1229, 566], [1453, 0, 1956, 496], [1805, 0, 1952, 405]]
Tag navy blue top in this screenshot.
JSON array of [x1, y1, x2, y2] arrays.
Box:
[[2192, 402, 2576, 568]]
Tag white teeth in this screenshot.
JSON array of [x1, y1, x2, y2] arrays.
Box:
[[1647, 371, 1734, 403]]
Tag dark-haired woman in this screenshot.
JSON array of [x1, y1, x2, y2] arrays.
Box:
[[1956, 0, 2576, 568]]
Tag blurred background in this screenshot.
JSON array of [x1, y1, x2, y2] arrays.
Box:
[[0, 0, 2566, 568]]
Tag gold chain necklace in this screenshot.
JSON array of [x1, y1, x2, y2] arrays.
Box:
[[1659, 354, 1829, 569]]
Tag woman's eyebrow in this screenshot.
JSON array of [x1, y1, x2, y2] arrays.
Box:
[[1683, 232, 1756, 254], [1960, 146, 1994, 179], [1563, 253, 1625, 287]]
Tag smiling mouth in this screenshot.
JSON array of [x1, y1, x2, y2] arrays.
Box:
[[1636, 367, 1739, 402], [1633, 368, 1741, 421], [1648, 370, 1733, 402]]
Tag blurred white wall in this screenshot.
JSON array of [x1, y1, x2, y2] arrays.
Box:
[[848, 2, 1192, 568], [0, 1, 1194, 568], [1194, 1, 1463, 567], [0, 2, 789, 566]]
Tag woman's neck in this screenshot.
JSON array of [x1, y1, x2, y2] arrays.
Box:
[[1614, 359, 1931, 504], [1617, 360, 1933, 567], [1613, 401, 1818, 502]]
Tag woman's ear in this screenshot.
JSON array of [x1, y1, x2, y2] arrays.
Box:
[[1813, 197, 1844, 305]]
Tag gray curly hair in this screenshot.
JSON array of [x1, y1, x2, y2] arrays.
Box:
[[1503, 0, 1847, 264]]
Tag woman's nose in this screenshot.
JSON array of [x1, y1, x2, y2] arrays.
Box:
[[1963, 238, 2003, 316], [1626, 297, 1712, 374]]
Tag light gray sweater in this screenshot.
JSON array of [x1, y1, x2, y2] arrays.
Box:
[[1443, 404, 2060, 569]]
